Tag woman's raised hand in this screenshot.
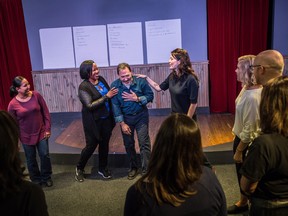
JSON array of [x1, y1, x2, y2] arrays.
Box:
[[106, 87, 118, 98]]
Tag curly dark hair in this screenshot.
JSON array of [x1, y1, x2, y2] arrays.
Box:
[[170, 48, 199, 83]]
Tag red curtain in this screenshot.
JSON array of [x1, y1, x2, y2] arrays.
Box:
[[0, 0, 32, 110], [207, 0, 270, 113]]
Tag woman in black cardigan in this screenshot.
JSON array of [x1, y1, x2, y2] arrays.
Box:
[[75, 60, 118, 182]]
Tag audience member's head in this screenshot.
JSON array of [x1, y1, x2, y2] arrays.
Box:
[[0, 111, 23, 198], [252, 50, 284, 85], [236, 55, 256, 87], [260, 76, 288, 137], [137, 113, 204, 206]]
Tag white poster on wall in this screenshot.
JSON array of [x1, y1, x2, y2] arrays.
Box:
[[39, 27, 75, 69], [107, 22, 143, 66], [145, 19, 182, 64], [73, 25, 109, 67]]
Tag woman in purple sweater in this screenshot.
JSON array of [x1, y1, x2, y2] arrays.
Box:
[[8, 76, 53, 187]]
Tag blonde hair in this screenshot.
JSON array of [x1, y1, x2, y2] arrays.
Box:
[[237, 55, 256, 87]]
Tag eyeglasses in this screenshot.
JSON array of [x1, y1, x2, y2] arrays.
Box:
[[250, 64, 281, 72], [249, 65, 262, 70]]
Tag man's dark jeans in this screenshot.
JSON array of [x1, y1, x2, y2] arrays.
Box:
[[122, 108, 151, 170]]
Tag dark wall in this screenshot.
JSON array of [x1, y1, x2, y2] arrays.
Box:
[[22, 0, 207, 70]]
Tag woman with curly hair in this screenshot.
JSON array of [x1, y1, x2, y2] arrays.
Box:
[[136, 48, 212, 169], [136, 48, 199, 120]]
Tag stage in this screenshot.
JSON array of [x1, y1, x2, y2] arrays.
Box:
[[21, 112, 235, 166]]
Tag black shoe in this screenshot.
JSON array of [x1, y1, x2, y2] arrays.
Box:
[[98, 168, 112, 179], [227, 204, 248, 214], [75, 168, 85, 182], [128, 168, 138, 180], [43, 179, 53, 187]]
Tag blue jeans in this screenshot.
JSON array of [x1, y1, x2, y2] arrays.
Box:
[[22, 138, 52, 183], [122, 108, 151, 170]]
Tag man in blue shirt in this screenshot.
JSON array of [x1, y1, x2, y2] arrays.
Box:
[[111, 62, 154, 180]]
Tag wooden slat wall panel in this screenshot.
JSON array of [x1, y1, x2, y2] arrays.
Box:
[[32, 62, 209, 112], [192, 62, 209, 108]]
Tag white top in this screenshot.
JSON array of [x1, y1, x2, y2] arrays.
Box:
[[232, 86, 263, 143]]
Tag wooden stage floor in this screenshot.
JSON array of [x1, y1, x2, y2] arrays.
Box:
[[51, 113, 235, 154]]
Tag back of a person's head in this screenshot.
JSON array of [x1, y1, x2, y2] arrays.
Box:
[[257, 50, 284, 71], [138, 113, 204, 206], [260, 76, 288, 137], [0, 111, 23, 198], [256, 50, 284, 84], [151, 113, 203, 176]]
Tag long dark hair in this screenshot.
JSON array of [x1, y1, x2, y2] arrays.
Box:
[[171, 48, 199, 83], [9, 76, 25, 97], [260, 76, 288, 137], [136, 113, 203, 206], [0, 111, 24, 198]]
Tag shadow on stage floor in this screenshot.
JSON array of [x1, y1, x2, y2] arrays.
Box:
[[21, 112, 235, 166]]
